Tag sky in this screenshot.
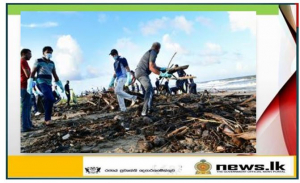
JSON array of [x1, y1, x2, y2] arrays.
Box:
[[21, 11, 256, 94]]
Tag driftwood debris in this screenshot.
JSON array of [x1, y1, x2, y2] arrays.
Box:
[[169, 76, 197, 80], [22, 90, 256, 154], [167, 65, 189, 74]]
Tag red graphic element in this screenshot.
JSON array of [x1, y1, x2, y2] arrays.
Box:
[[279, 72, 297, 155], [257, 73, 297, 155]]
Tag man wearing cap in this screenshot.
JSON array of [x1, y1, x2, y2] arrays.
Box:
[[135, 42, 172, 116], [108, 49, 137, 112], [27, 46, 64, 125]]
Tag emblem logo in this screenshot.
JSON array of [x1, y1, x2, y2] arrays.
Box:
[[195, 159, 212, 174]]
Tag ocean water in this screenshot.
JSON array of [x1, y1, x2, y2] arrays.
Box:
[[196, 75, 256, 92]]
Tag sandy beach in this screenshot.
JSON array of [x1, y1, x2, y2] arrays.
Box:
[[21, 90, 256, 154]]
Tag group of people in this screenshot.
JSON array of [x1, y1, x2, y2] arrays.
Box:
[[154, 71, 197, 95], [21, 42, 197, 132], [20, 46, 71, 132], [108, 42, 172, 116]]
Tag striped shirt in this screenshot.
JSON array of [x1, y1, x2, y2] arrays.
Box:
[[33, 58, 55, 85]]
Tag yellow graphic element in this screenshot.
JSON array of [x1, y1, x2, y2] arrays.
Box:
[[8, 156, 83, 178], [195, 159, 212, 174]]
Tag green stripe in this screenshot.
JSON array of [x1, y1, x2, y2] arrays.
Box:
[[7, 4, 278, 15]]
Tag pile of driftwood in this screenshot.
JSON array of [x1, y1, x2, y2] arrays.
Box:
[[21, 91, 256, 153]]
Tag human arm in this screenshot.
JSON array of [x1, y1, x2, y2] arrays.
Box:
[[27, 60, 38, 94]]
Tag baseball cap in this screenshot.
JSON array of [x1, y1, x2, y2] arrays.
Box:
[[109, 49, 118, 55]]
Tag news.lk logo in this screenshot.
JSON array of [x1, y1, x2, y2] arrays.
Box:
[[216, 161, 285, 173]]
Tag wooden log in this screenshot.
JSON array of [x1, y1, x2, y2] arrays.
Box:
[[247, 125, 256, 131], [87, 101, 97, 106], [204, 113, 236, 130], [169, 76, 196, 80], [240, 94, 256, 106], [101, 98, 116, 111], [186, 117, 222, 124], [167, 126, 189, 138], [167, 65, 189, 74], [234, 131, 256, 140]]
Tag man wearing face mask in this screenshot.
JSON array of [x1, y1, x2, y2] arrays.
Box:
[[27, 46, 64, 126], [135, 42, 172, 116], [108, 49, 137, 112]]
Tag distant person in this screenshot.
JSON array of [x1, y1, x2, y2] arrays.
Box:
[[135, 42, 172, 116], [189, 80, 197, 94], [155, 78, 160, 94], [27, 46, 64, 126], [170, 86, 179, 95], [64, 80, 70, 106], [185, 74, 190, 93], [20, 48, 34, 132], [164, 79, 170, 95], [176, 80, 184, 94], [108, 49, 137, 112], [174, 64, 187, 93]]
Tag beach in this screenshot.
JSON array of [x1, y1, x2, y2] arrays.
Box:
[[21, 89, 256, 153]]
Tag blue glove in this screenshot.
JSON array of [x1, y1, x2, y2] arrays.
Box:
[[125, 72, 132, 86], [27, 78, 33, 94], [108, 76, 115, 88], [160, 67, 167, 72], [55, 80, 64, 93], [159, 71, 172, 78]]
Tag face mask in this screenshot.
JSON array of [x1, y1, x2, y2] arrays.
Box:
[[113, 55, 118, 60], [45, 53, 52, 59]]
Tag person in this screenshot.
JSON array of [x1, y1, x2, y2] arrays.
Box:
[[27, 46, 64, 126], [176, 80, 183, 94], [135, 42, 172, 116], [189, 74, 194, 83], [20, 48, 34, 132], [155, 78, 160, 94], [170, 86, 179, 95], [189, 79, 197, 94], [174, 64, 187, 93], [108, 49, 137, 112], [64, 80, 70, 106], [185, 75, 189, 93], [52, 86, 61, 104], [164, 79, 170, 95]]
